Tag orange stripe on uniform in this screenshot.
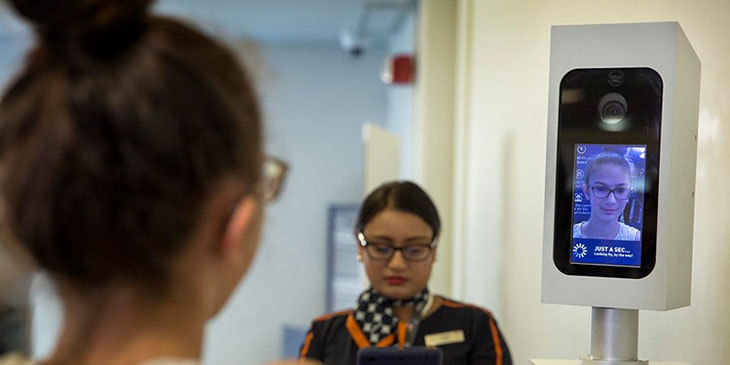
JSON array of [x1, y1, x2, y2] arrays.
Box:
[[488, 316, 503, 365], [313, 309, 352, 322], [299, 331, 314, 360], [397, 322, 407, 349], [441, 297, 502, 365], [346, 313, 372, 348], [300, 310, 351, 360], [346, 313, 398, 349], [441, 298, 494, 316], [440, 298, 465, 308], [376, 334, 395, 347]]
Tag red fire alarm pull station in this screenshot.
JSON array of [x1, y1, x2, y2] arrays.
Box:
[[382, 54, 415, 85]]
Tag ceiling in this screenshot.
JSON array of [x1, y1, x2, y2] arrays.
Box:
[[155, 0, 365, 43], [0, 0, 413, 45]]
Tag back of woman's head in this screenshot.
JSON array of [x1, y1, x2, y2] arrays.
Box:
[[0, 0, 262, 289], [356, 181, 441, 238]]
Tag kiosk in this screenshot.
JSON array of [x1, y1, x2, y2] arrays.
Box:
[[534, 22, 701, 365]]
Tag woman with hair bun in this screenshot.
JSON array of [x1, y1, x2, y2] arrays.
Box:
[[0, 0, 305, 364]]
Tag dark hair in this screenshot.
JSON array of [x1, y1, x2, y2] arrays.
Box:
[[0, 0, 262, 288], [584, 151, 634, 186], [355, 181, 441, 239]]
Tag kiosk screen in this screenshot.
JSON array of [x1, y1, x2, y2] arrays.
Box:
[[570, 143, 646, 267]]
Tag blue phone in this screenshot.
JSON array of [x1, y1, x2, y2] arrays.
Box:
[[357, 346, 443, 365]]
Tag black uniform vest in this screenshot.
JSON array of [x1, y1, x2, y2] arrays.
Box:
[[300, 296, 513, 365]]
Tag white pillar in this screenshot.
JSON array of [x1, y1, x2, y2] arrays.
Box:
[[412, 0, 458, 298]]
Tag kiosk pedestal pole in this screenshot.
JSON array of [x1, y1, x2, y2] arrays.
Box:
[[581, 307, 647, 365], [528, 307, 689, 364]]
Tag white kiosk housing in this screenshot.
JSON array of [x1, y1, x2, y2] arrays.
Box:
[[536, 22, 701, 365]]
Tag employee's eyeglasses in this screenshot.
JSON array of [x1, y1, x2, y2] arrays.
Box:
[[590, 185, 630, 200], [261, 156, 289, 202], [357, 232, 438, 262]]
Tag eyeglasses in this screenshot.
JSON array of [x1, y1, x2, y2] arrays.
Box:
[[357, 232, 438, 262], [590, 185, 630, 200], [261, 156, 289, 202]]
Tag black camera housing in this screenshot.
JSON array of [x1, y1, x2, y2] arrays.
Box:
[[552, 67, 663, 279]]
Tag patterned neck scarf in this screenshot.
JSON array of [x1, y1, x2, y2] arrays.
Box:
[[353, 287, 430, 345]]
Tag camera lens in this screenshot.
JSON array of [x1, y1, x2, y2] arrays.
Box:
[[598, 93, 628, 125], [602, 101, 626, 120]]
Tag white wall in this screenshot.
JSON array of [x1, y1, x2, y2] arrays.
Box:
[[411, 0, 458, 299], [1, 25, 36, 311], [454, 1, 730, 364], [386, 12, 416, 180], [0, 35, 28, 91], [451, 0, 505, 314], [385, 3, 460, 299], [203, 42, 388, 364]]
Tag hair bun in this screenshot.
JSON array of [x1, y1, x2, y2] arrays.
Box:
[[10, 0, 154, 42]]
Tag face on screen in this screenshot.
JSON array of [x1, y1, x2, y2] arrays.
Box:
[[582, 162, 631, 230], [571, 144, 645, 267]]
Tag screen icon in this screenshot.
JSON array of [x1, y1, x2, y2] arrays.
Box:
[[573, 243, 588, 259]]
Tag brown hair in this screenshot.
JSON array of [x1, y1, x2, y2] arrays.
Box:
[[584, 151, 634, 186], [0, 0, 263, 288], [355, 181, 441, 239]]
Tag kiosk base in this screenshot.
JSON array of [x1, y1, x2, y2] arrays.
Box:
[[580, 359, 647, 365], [529, 361, 689, 365]]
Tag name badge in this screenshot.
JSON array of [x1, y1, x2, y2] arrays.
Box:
[[424, 330, 465, 347]]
